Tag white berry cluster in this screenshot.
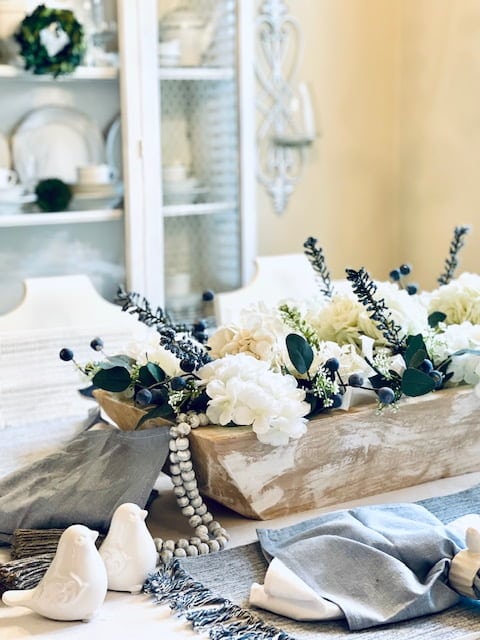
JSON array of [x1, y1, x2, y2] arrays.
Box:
[[153, 411, 229, 564]]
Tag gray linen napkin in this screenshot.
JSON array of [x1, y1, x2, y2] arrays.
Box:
[[257, 503, 465, 630], [0, 425, 170, 545]]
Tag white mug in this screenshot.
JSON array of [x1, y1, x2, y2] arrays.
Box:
[[163, 163, 188, 183], [0, 168, 18, 189], [77, 164, 118, 185]]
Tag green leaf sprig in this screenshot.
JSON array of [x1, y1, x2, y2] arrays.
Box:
[[303, 236, 334, 297], [345, 267, 406, 354], [437, 225, 470, 286]]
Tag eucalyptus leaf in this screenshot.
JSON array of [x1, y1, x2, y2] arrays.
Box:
[[409, 349, 428, 369], [404, 334, 427, 367], [286, 333, 314, 375], [105, 354, 136, 368], [428, 311, 446, 328], [146, 362, 166, 382], [137, 363, 166, 387], [451, 348, 480, 357], [136, 404, 174, 430], [401, 368, 435, 396], [92, 366, 132, 392]]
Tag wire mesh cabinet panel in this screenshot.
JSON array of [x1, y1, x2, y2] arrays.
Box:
[[156, 0, 256, 323]]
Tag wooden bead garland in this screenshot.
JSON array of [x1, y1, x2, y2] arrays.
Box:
[[153, 411, 230, 564]]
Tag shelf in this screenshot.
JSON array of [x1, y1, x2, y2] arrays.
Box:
[[158, 66, 234, 81], [163, 201, 236, 217], [0, 65, 118, 81], [0, 209, 122, 227]]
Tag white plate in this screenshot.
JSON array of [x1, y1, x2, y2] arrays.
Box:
[[12, 105, 105, 186], [70, 183, 123, 210], [0, 131, 10, 169], [0, 193, 36, 214], [72, 181, 123, 198], [105, 116, 122, 180]]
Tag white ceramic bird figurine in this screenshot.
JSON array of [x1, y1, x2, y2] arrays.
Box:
[[2, 524, 107, 622], [99, 502, 158, 594]]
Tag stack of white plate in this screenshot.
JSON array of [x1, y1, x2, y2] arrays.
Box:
[[0, 184, 36, 215], [70, 182, 124, 211], [163, 176, 207, 205]]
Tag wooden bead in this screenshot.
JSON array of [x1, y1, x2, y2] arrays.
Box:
[[169, 440, 178, 452], [174, 548, 187, 558], [189, 537, 201, 546], [170, 463, 181, 475], [186, 545, 199, 557], [177, 449, 191, 462], [176, 422, 191, 436], [189, 515, 202, 528], [198, 543, 210, 555], [183, 480, 197, 491], [181, 505, 195, 517], [154, 537, 163, 551], [187, 414, 200, 428], [181, 470, 195, 482], [169, 426, 179, 438], [171, 475, 183, 486], [186, 488, 199, 499], [195, 504, 207, 516], [179, 460, 193, 472], [160, 549, 173, 563], [177, 538, 189, 549], [190, 496, 202, 508], [215, 535, 228, 549], [176, 413, 188, 423], [175, 437, 189, 451], [177, 496, 189, 508], [163, 539, 175, 551], [201, 512, 213, 524], [169, 452, 179, 464], [173, 486, 186, 497], [195, 525, 209, 538], [207, 540, 220, 552], [208, 520, 221, 532]]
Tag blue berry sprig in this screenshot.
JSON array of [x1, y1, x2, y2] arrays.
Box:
[[303, 236, 334, 297], [345, 267, 406, 354], [437, 225, 470, 286], [59, 337, 209, 426], [389, 263, 418, 295]]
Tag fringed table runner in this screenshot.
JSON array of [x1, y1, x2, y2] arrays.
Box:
[[144, 483, 480, 639]]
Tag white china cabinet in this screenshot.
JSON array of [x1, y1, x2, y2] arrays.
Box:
[[0, 0, 255, 321]]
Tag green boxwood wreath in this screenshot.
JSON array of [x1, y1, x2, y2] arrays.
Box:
[[14, 4, 85, 77]]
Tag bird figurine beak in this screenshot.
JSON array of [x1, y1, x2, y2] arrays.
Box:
[[141, 509, 148, 520]]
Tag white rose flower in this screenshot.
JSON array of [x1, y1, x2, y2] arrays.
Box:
[[428, 272, 480, 325], [208, 303, 287, 366]]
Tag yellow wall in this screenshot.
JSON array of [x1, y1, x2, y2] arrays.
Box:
[[257, 0, 480, 289]]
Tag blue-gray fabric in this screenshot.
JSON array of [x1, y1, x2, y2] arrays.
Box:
[[257, 503, 466, 631], [0, 425, 170, 545]]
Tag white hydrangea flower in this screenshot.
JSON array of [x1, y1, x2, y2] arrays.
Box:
[[428, 272, 480, 325], [197, 353, 309, 446], [426, 322, 480, 384], [123, 325, 182, 377]]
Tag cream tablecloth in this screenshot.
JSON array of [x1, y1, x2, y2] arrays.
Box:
[[2, 472, 480, 639]]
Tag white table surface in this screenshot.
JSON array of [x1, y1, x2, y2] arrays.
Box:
[[2, 471, 480, 639]]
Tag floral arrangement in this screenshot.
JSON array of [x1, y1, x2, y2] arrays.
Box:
[[61, 225, 480, 448], [15, 4, 85, 77]]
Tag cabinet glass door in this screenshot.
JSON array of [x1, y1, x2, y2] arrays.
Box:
[[157, 0, 254, 323], [0, 0, 125, 314]]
